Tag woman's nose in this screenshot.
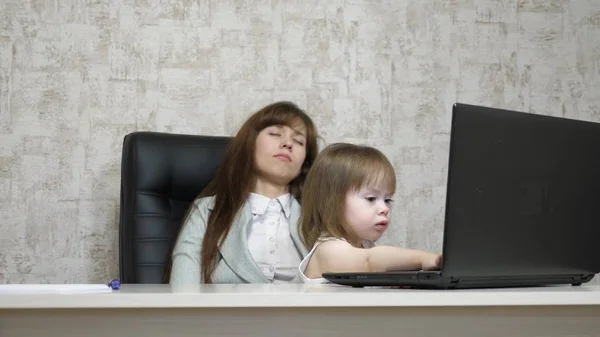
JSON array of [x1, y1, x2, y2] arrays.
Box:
[[280, 137, 293, 149]]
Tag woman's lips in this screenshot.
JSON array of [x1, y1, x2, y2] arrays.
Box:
[[274, 154, 291, 162]]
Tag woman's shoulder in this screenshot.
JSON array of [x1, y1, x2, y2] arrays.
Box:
[[181, 196, 216, 229], [192, 195, 216, 209]]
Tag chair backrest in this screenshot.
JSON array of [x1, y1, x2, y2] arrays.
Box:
[[118, 131, 231, 283]]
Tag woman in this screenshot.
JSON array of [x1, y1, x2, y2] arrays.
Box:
[[168, 101, 320, 284]]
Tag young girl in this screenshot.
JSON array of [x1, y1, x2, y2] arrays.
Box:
[[298, 143, 442, 283], [169, 101, 320, 284]]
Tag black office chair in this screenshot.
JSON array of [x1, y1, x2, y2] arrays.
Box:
[[118, 131, 231, 283]]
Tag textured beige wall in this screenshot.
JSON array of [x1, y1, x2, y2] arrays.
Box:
[[1, 0, 599, 284]]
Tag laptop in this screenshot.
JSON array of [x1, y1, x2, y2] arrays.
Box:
[[323, 103, 600, 289]]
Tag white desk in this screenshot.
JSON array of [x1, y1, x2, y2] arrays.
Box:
[[1, 284, 600, 337]]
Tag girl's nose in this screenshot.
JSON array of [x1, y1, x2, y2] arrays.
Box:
[[379, 204, 390, 215]]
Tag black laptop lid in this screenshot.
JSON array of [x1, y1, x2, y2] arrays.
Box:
[[441, 103, 600, 278]]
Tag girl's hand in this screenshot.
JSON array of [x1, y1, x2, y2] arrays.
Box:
[[422, 253, 442, 271]]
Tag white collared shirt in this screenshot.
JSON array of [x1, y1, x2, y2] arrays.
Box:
[[247, 193, 302, 283]]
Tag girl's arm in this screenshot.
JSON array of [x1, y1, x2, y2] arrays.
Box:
[[306, 240, 441, 278]]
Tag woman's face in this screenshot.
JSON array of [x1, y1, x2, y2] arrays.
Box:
[[254, 122, 307, 187]]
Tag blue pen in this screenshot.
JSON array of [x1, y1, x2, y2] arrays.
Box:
[[108, 279, 121, 290]]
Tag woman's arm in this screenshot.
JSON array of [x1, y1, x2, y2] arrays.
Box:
[[306, 240, 441, 278], [170, 200, 208, 284]]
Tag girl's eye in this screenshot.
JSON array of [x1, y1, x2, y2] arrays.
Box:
[[269, 132, 281, 136], [385, 199, 394, 204], [366, 197, 376, 202], [294, 140, 304, 146]]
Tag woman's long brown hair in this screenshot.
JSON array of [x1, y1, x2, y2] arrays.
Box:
[[166, 101, 319, 283]]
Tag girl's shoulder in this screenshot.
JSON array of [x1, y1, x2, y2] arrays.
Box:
[[309, 237, 354, 256], [315, 236, 348, 244], [304, 236, 350, 262], [297, 237, 347, 284], [314, 237, 376, 249]]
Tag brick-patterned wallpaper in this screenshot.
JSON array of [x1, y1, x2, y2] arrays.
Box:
[[0, 0, 599, 283]]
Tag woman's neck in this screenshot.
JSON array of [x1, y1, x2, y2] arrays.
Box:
[[252, 178, 289, 199]]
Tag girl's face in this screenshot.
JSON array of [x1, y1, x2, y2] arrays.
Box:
[[254, 123, 307, 187], [343, 185, 394, 246]]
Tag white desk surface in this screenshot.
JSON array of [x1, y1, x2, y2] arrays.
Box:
[[2, 283, 600, 309]]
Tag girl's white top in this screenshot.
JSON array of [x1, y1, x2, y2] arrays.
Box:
[[297, 237, 376, 284]]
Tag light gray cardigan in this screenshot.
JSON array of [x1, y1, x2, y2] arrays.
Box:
[[170, 195, 309, 284]]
